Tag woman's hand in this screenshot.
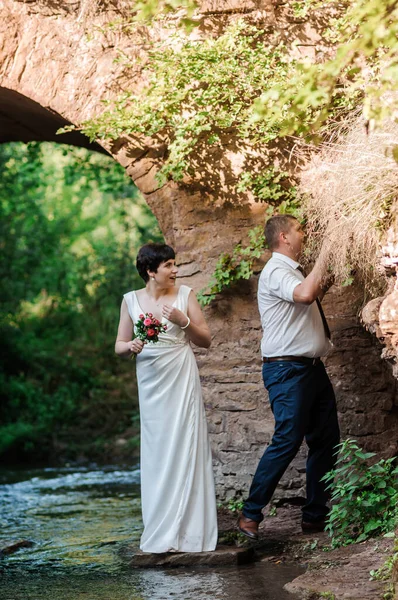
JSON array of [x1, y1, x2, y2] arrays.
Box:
[[162, 304, 189, 328], [163, 294, 211, 348], [129, 339, 145, 355]]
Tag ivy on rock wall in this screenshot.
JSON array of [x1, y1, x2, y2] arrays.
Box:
[[197, 225, 265, 306], [64, 0, 398, 302], [65, 20, 293, 186], [129, 0, 398, 141], [255, 0, 398, 136], [198, 176, 301, 305]]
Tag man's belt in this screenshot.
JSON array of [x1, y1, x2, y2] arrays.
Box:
[[263, 356, 321, 366]]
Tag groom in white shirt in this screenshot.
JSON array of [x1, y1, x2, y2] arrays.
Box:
[[238, 215, 340, 539]]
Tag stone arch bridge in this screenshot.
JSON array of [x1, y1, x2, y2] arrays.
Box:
[[1, 0, 397, 500]]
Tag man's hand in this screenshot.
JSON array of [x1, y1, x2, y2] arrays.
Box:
[[294, 239, 334, 305]]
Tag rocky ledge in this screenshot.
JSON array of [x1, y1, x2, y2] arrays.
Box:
[[124, 545, 256, 568]]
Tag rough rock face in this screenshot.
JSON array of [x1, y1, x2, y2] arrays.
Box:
[[1, 0, 398, 499], [362, 287, 398, 369]]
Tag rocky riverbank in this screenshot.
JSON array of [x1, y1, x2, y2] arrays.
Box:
[[221, 504, 397, 600], [122, 503, 397, 600]]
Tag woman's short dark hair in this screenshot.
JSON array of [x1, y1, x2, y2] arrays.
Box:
[[136, 243, 176, 282]]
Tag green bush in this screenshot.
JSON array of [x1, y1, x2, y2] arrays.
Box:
[[322, 439, 398, 547]]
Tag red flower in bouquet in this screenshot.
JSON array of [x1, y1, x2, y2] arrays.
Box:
[[135, 312, 167, 343]]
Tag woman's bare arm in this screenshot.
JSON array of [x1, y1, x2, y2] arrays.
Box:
[[115, 299, 144, 357]]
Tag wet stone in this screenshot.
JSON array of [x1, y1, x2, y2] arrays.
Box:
[[0, 540, 34, 556], [125, 545, 256, 568]]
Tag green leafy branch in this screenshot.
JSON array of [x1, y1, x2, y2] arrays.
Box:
[[134, 0, 198, 28], [197, 225, 265, 306], [61, 1, 398, 188], [237, 168, 301, 216]]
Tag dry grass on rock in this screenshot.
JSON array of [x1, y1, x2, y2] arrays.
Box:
[[300, 111, 398, 297]]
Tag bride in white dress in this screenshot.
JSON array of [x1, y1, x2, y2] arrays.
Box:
[[115, 243, 218, 553]]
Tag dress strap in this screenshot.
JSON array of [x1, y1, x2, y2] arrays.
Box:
[[178, 285, 192, 313], [123, 291, 136, 322]]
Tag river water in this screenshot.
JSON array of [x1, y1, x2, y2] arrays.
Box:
[[0, 466, 303, 600]]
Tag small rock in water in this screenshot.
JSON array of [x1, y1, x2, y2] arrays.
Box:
[[0, 540, 34, 556]]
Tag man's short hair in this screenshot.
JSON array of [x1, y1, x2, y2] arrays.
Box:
[[265, 215, 298, 251]]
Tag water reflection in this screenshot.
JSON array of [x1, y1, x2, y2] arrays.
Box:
[[0, 564, 303, 600], [136, 564, 304, 600]]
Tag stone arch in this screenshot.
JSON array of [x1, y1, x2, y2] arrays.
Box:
[[0, 87, 106, 152], [1, 0, 398, 500]]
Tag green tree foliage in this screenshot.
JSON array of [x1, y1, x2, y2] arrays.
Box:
[[0, 142, 162, 461]]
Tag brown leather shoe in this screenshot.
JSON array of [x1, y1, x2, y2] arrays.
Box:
[[301, 518, 326, 533], [237, 514, 260, 540]]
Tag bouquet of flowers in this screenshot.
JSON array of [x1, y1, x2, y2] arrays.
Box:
[[135, 313, 167, 343]]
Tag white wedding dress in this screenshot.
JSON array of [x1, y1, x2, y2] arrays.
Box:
[[123, 285, 218, 553]]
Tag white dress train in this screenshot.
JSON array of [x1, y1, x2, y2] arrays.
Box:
[[123, 285, 218, 553]]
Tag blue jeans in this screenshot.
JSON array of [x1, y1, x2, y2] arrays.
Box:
[[243, 360, 340, 523]]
